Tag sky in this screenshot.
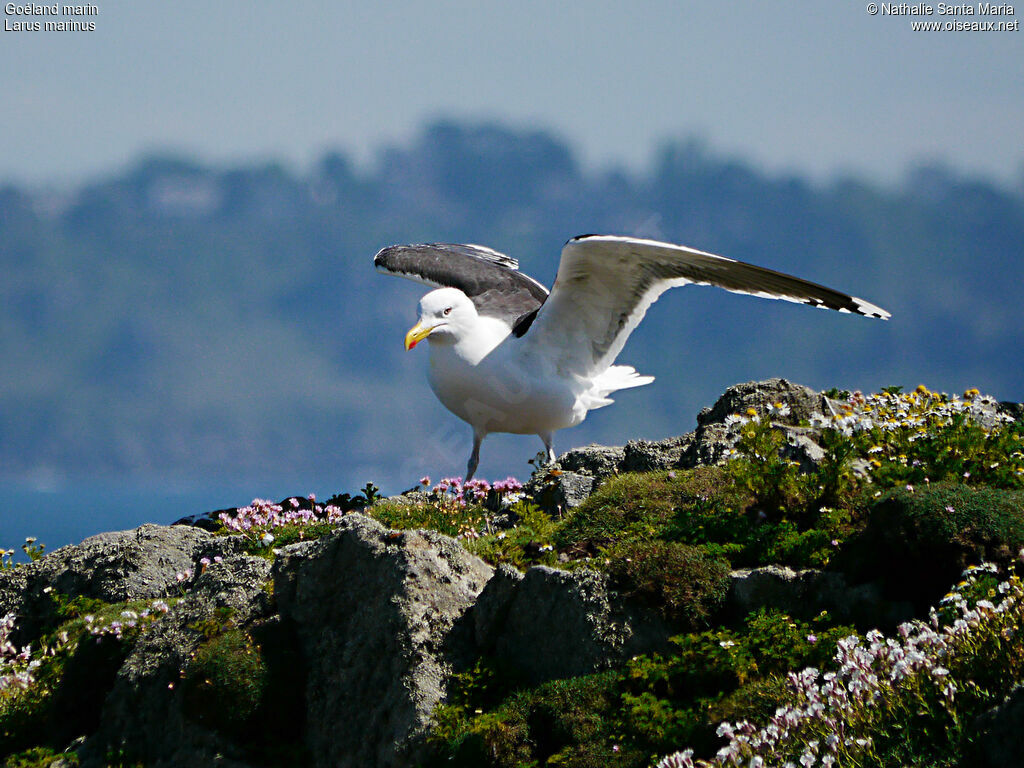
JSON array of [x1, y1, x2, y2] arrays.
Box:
[[1, 0, 1022, 188]]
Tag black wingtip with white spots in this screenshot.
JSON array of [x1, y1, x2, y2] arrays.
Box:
[[800, 294, 891, 320]]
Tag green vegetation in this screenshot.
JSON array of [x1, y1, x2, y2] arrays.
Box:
[[2, 384, 1022, 766], [180, 617, 309, 766], [603, 540, 730, 628], [1, 594, 172, 757], [182, 628, 269, 738], [412, 386, 1024, 767], [426, 609, 858, 767], [2, 746, 79, 767]]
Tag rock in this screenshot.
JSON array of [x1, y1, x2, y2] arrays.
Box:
[[686, 422, 731, 467], [555, 443, 626, 477], [998, 400, 1024, 423], [82, 555, 274, 768], [779, 427, 827, 472], [728, 566, 842, 620], [528, 431, 695, 511], [528, 470, 598, 511], [272, 513, 493, 768], [473, 564, 525, 649], [622, 434, 693, 472], [727, 566, 911, 628], [686, 380, 837, 472], [386, 489, 433, 506], [964, 684, 1024, 768], [0, 524, 242, 643], [697, 378, 830, 427], [480, 565, 673, 685]]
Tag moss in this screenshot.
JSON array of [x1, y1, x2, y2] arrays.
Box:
[[603, 540, 731, 629], [181, 628, 269, 740], [2, 746, 79, 767], [840, 483, 1024, 606], [556, 467, 742, 552], [555, 472, 678, 549], [179, 619, 309, 767]]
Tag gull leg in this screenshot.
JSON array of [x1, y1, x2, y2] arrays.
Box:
[[466, 430, 483, 481], [539, 432, 556, 466]]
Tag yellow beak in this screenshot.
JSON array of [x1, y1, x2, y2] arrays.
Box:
[[404, 321, 437, 350]]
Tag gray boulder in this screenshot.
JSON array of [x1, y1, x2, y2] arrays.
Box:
[[272, 513, 493, 768], [779, 427, 828, 472], [686, 378, 835, 470], [622, 434, 694, 472], [998, 401, 1023, 422], [686, 422, 732, 468], [528, 470, 599, 511], [82, 554, 274, 768], [697, 378, 830, 427], [555, 443, 627, 476], [474, 564, 673, 684], [0, 524, 240, 643]]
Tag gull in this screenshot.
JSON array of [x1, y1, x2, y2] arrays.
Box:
[[375, 235, 889, 480]]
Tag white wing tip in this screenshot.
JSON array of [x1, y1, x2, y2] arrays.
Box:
[[849, 297, 891, 320]]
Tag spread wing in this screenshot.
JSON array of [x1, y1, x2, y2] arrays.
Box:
[[525, 235, 890, 379], [374, 243, 549, 334]]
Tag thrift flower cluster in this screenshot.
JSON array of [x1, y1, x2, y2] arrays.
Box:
[[414, 475, 526, 541], [425, 475, 525, 507], [1, 597, 174, 700], [656, 562, 1024, 768], [0, 612, 42, 695], [81, 599, 172, 640], [218, 496, 346, 537]]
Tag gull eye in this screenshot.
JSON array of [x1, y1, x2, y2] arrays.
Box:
[[443, 307, 452, 316]]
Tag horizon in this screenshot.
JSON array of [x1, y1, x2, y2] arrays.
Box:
[[5, 125, 1023, 197]]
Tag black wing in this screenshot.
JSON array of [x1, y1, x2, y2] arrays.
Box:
[[374, 243, 549, 335]]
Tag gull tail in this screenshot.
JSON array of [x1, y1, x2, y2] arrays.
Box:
[[581, 365, 655, 410]]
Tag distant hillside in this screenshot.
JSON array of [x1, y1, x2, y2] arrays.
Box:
[[1, 120, 1022, 490]]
